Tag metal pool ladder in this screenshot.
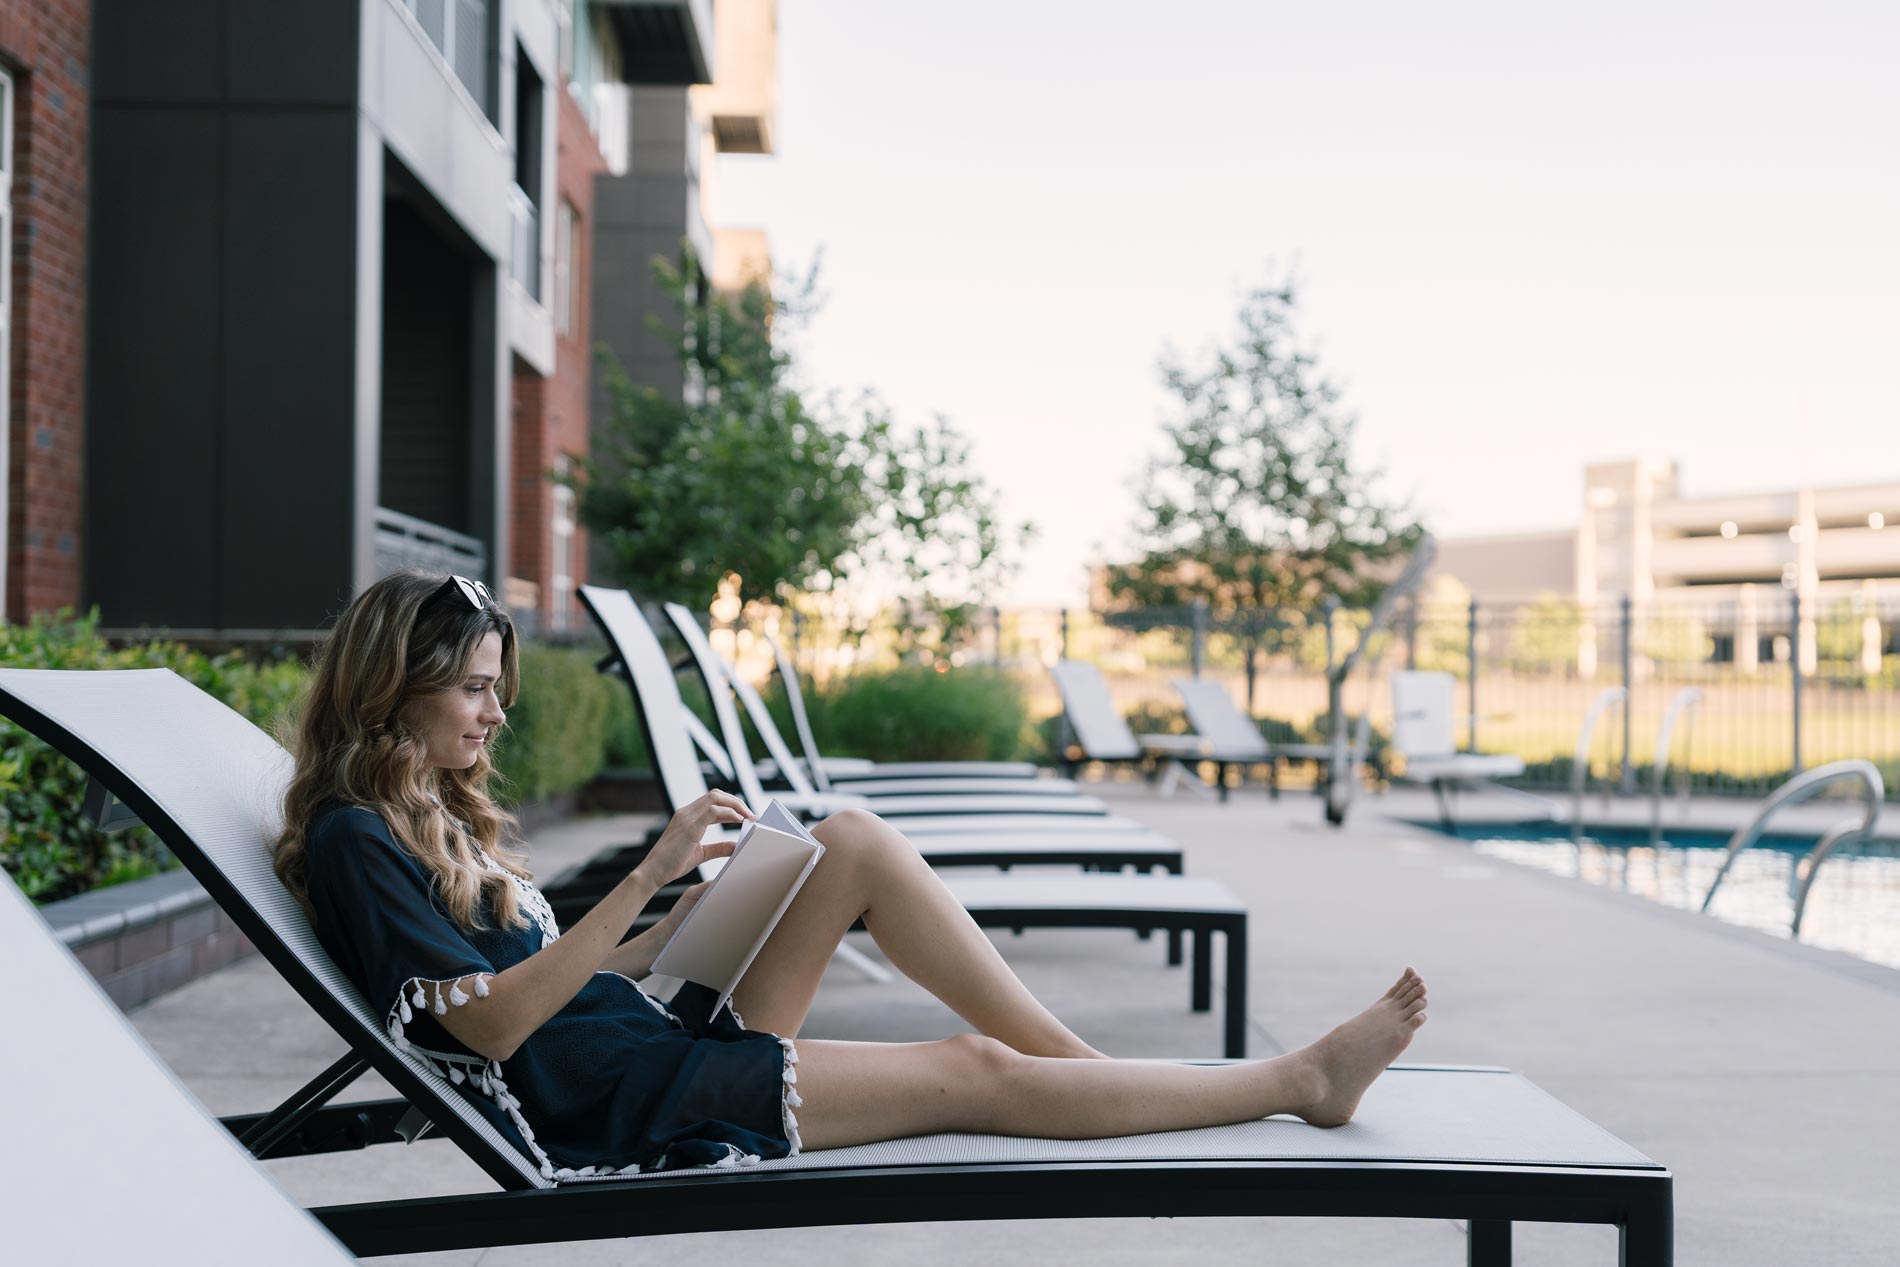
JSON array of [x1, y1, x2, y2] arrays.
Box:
[[1699, 759, 1884, 937], [1648, 687, 1702, 850], [1569, 686, 1627, 845]]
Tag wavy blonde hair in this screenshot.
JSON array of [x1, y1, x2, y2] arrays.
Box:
[[275, 570, 531, 932]]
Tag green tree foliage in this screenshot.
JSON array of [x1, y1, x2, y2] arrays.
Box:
[[575, 252, 872, 609], [1107, 269, 1423, 701], [851, 402, 1029, 655], [573, 250, 1024, 626]]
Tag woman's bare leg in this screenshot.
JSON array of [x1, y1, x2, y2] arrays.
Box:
[[792, 970, 1429, 1149], [730, 809, 1104, 1057]]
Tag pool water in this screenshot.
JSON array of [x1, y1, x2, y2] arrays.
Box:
[[1410, 820, 1900, 971]]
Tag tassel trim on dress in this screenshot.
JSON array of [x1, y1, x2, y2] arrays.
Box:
[[385, 974, 789, 1182], [778, 1037, 804, 1156]]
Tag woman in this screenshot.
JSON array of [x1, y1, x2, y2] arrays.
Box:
[[274, 571, 1427, 1179]]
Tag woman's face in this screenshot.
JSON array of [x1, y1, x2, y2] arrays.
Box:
[[406, 631, 507, 770]]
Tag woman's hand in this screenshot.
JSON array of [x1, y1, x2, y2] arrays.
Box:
[[635, 790, 752, 888], [653, 879, 713, 936]]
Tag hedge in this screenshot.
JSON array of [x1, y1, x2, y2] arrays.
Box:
[[763, 665, 1032, 764], [0, 616, 640, 902], [0, 611, 306, 902]]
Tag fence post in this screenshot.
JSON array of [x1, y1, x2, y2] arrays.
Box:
[[1059, 608, 1070, 661], [1405, 596, 1418, 669], [1191, 597, 1208, 677], [789, 608, 803, 672], [1466, 597, 1479, 754], [1322, 595, 1340, 743], [1791, 591, 1804, 775], [988, 605, 1001, 665], [1620, 595, 1635, 793], [1323, 595, 1338, 675]]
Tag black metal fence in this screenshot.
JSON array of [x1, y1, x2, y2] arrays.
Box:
[[763, 591, 1900, 803]]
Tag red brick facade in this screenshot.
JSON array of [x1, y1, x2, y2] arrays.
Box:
[[509, 83, 606, 632], [0, 0, 87, 621]]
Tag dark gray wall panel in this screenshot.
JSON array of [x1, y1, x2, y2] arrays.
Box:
[[218, 113, 360, 631], [92, 0, 223, 104], [85, 108, 224, 628], [225, 3, 360, 106]]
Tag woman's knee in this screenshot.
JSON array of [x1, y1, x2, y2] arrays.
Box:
[[940, 1032, 1027, 1085], [814, 808, 916, 873]]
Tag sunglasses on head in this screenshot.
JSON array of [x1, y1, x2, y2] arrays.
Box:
[[422, 574, 497, 614]]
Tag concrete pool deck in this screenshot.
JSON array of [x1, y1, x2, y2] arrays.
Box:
[[125, 782, 1900, 1264]]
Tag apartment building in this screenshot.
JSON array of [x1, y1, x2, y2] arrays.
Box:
[[0, 0, 88, 623], [1437, 458, 1900, 672], [81, 0, 746, 638], [592, 0, 775, 423]]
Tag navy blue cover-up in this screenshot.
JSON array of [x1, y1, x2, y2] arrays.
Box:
[[303, 802, 800, 1179]]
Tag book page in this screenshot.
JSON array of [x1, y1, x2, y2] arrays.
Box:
[[758, 797, 818, 844], [651, 820, 823, 1011]]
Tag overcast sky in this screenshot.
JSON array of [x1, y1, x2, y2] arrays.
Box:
[[714, 0, 1900, 606]]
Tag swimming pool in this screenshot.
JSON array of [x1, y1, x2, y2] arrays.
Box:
[[1410, 820, 1900, 971]]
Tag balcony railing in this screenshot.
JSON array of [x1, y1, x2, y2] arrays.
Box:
[[509, 184, 541, 302], [374, 507, 486, 580]]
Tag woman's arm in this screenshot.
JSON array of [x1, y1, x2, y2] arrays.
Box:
[[598, 879, 711, 979], [429, 792, 749, 1061]]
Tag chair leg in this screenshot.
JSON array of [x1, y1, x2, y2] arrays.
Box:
[[1191, 929, 1211, 1013], [1216, 761, 1229, 803], [1433, 780, 1456, 831], [1468, 1220, 1511, 1267], [1620, 1184, 1674, 1267], [1167, 928, 1183, 966], [1222, 920, 1247, 1058]]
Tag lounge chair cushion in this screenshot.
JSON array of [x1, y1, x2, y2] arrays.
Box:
[[1403, 754, 1527, 782]]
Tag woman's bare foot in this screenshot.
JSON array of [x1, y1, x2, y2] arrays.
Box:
[[1289, 968, 1428, 1127]]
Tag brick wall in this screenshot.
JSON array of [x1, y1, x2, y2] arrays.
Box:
[[509, 83, 606, 631], [0, 0, 88, 621]]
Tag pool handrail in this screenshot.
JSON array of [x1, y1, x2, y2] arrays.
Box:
[[1700, 759, 1884, 928], [1569, 686, 1628, 845], [1648, 687, 1703, 850]]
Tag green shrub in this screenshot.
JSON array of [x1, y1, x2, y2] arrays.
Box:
[[0, 610, 309, 902], [772, 666, 1031, 763], [599, 676, 649, 769], [491, 644, 619, 805]]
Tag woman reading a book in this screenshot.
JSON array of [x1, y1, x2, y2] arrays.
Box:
[[275, 571, 1427, 1179]]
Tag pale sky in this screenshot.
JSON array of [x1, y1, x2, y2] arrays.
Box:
[[715, 0, 1900, 607]]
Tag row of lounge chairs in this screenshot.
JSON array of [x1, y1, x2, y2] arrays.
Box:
[[1, 587, 1670, 1263], [1052, 661, 1528, 818]]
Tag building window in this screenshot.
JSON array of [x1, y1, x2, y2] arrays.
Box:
[[401, 0, 495, 121], [554, 201, 577, 337], [0, 67, 14, 615], [510, 43, 545, 302]]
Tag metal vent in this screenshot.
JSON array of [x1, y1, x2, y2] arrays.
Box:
[[711, 115, 767, 154]]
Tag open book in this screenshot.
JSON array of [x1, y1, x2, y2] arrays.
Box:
[[650, 799, 825, 1019]]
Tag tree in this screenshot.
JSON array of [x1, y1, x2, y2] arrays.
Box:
[[1510, 593, 1584, 676], [571, 249, 1023, 631], [849, 400, 1030, 656], [1107, 268, 1424, 706]]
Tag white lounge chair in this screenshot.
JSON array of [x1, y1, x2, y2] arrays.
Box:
[[1051, 660, 1254, 796], [5, 870, 354, 1264], [667, 604, 1083, 802], [0, 666, 1674, 1263], [1390, 670, 1532, 827]]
